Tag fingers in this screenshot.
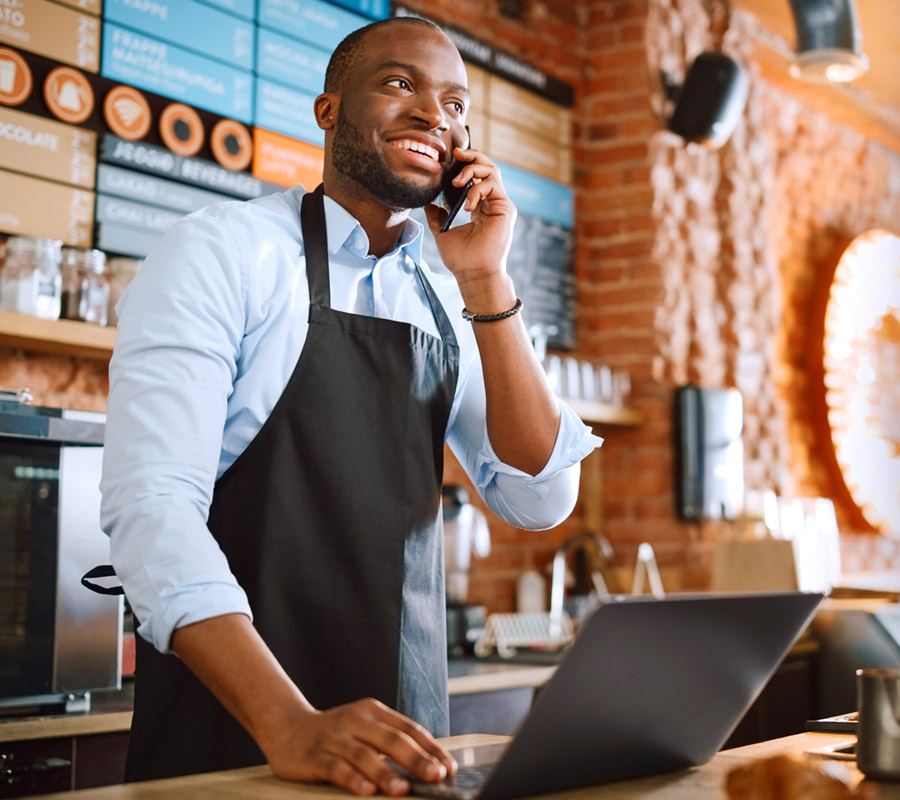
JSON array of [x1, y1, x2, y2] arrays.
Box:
[[344, 699, 453, 781], [364, 701, 458, 775], [447, 149, 508, 213], [280, 698, 454, 796], [423, 203, 448, 237]]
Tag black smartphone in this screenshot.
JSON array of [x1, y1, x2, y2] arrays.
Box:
[[440, 126, 472, 233]]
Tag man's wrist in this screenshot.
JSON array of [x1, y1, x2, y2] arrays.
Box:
[[456, 274, 516, 317]]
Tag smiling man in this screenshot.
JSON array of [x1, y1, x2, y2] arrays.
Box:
[[101, 16, 600, 797]]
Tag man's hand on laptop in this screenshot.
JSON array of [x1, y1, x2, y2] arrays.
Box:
[[262, 697, 457, 796]]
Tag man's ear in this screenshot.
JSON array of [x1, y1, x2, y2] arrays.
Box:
[[315, 94, 339, 130]]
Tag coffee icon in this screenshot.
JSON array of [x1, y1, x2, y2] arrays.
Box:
[[0, 47, 33, 107], [44, 66, 94, 124]]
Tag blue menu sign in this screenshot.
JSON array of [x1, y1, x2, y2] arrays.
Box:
[[254, 79, 323, 145], [104, 0, 255, 71], [101, 23, 253, 123], [257, 0, 368, 53], [256, 27, 328, 96]]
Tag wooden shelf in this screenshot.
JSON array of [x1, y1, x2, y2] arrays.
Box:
[[566, 398, 642, 427], [0, 310, 116, 360]]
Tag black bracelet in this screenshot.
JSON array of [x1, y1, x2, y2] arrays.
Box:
[[461, 298, 523, 323]]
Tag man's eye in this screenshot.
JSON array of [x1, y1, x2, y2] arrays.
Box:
[[449, 101, 464, 114], [386, 78, 411, 90]]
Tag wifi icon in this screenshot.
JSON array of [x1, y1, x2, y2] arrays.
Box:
[[115, 97, 143, 126], [104, 85, 151, 141]]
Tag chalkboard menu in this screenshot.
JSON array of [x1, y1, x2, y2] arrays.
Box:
[[411, 208, 575, 350]]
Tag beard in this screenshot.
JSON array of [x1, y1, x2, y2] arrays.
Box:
[[331, 105, 442, 211]]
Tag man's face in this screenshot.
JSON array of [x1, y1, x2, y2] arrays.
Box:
[[329, 24, 470, 211]]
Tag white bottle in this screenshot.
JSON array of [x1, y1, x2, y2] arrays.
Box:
[[517, 569, 547, 613]]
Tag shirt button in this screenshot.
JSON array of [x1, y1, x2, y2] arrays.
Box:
[[354, 239, 365, 250]]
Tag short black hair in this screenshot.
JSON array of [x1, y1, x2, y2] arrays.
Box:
[[324, 16, 445, 93]]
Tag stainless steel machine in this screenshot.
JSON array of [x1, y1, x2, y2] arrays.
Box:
[[0, 398, 121, 714]]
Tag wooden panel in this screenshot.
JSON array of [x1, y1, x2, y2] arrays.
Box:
[[0, 311, 115, 360]]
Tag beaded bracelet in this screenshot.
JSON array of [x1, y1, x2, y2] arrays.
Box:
[[461, 298, 523, 323]]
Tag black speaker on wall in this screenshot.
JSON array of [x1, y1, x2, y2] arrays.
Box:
[[667, 51, 749, 149]]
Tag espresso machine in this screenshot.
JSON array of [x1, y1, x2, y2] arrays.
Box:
[[442, 485, 490, 656]]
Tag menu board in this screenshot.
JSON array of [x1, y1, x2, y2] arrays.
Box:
[[412, 208, 575, 350], [0, 1, 577, 344]]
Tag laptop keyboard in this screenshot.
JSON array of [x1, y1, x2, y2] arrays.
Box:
[[409, 762, 494, 800]]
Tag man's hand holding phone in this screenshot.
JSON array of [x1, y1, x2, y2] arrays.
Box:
[[425, 141, 518, 305]]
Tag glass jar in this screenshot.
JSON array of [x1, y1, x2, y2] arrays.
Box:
[[60, 248, 109, 326], [106, 257, 142, 328], [0, 237, 62, 319]]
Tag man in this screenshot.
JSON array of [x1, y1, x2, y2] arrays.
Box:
[[101, 16, 600, 797]]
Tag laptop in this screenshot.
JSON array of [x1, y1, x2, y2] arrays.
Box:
[[409, 591, 824, 800]]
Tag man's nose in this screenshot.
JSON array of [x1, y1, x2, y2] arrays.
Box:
[[410, 94, 448, 132]]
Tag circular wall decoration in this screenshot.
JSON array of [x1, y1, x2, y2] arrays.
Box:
[[822, 230, 900, 534], [159, 102, 204, 157], [0, 47, 33, 107], [44, 66, 95, 124], [104, 85, 151, 140], [210, 118, 252, 171]]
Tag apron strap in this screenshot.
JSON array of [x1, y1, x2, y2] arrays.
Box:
[[414, 262, 458, 349], [81, 564, 125, 596], [301, 185, 331, 309]]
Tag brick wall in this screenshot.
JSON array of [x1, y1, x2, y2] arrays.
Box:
[[3, 0, 897, 612], [436, 0, 900, 608]]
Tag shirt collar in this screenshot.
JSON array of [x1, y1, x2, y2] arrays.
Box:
[[320, 193, 425, 265]]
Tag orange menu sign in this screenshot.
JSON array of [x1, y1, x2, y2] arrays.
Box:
[[0, 105, 95, 188], [0, 168, 94, 246], [252, 127, 323, 190], [53, 0, 102, 16], [0, 0, 100, 73]]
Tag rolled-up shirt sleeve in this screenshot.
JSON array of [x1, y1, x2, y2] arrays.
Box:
[[446, 359, 603, 530], [100, 214, 251, 654]]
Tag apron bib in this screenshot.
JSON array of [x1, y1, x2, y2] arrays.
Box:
[[125, 185, 459, 781]]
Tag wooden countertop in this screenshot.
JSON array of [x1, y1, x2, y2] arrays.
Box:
[[0, 686, 135, 743], [0, 661, 555, 744], [25, 732, 900, 800]]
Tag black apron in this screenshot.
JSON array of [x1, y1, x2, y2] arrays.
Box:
[[124, 185, 460, 782]]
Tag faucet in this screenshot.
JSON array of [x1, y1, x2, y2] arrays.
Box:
[[549, 531, 614, 638]]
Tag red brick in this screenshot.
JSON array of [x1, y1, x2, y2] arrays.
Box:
[[578, 213, 622, 234], [587, 27, 616, 48], [588, 48, 648, 72], [619, 22, 646, 43], [624, 166, 652, 183], [580, 264, 625, 283], [613, 0, 648, 21], [587, 96, 652, 118], [585, 75, 619, 95], [582, 168, 624, 189], [622, 213, 655, 231], [619, 118, 662, 137], [590, 238, 654, 259], [585, 142, 649, 164], [588, 122, 620, 139]]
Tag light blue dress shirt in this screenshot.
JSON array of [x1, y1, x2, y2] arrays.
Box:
[[100, 185, 602, 653]]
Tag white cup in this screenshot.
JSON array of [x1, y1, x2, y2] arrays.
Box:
[[0, 59, 16, 93]]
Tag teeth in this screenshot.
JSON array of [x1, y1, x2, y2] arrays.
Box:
[[391, 139, 440, 162]]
